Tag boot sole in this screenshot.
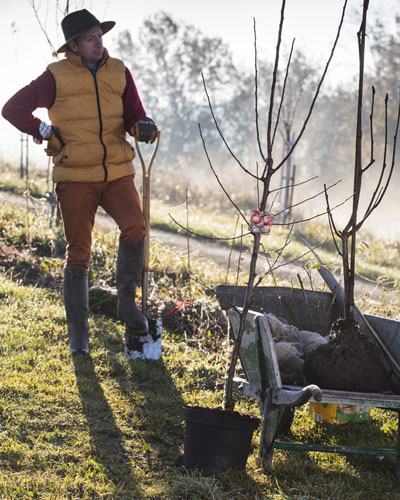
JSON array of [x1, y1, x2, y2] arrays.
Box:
[[126, 325, 149, 335]]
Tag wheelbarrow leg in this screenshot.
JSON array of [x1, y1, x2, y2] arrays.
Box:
[[258, 389, 281, 467]]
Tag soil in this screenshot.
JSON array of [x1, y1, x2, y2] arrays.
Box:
[[304, 318, 388, 393], [183, 405, 260, 427], [0, 240, 63, 291]]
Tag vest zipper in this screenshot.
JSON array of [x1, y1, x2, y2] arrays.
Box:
[[90, 70, 108, 182]]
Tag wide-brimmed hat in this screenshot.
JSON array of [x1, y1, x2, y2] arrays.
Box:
[[57, 9, 115, 53]]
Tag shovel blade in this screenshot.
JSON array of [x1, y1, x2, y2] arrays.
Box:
[[124, 318, 162, 360]]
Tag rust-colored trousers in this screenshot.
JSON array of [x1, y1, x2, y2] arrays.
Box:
[[56, 175, 145, 269]]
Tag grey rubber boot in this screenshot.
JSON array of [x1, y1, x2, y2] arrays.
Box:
[[116, 237, 148, 333], [63, 267, 89, 354]]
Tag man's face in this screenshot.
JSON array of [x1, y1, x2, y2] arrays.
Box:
[[68, 26, 104, 66]]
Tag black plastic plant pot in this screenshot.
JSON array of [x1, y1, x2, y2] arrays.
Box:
[[183, 405, 260, 472]]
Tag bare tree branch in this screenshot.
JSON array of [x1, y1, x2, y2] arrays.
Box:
[[169, 213, 251, 242], [198, 123, 249, 224], [362, 86, 375, 173], [277, 193, 353, 227], [254, 222, 294, 287], [324, 183, 343, 256], [255, 233, 329, 288], [201, 75, 259, 180], [273, 180, 341, 217], [267, 191, 280, 214], [273, 0, 348, 173], [271, 38, 296, 150], [225, 216, 240, 283], [29, 0, 58, 55], [269, 174, 318, 194], [358, 90, 400, 227], [266, 0, 286, 159], [253, 19, 267, 163]]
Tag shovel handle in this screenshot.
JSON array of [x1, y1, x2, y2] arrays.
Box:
[[135, 131, 161, 179], [135, 132, 160, 270], [134, 132, 161, 314]]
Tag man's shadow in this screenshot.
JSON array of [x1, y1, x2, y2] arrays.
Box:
[[97, 322, 186, 469], [119, 356, 186, 466], [72, 353, 145, 495]]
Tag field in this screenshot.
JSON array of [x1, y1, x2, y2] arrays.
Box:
[[1, 166, 400, 499]]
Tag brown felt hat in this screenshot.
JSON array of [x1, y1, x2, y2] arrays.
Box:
[[57, 9, 115, 53]]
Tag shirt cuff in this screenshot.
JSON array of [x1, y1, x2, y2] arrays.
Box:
[[33, 121, 53, 144]]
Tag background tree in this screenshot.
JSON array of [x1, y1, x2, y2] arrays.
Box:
[[29, 0, 87, 55], [116, 12, 249, 166], [304, 88, 357, 183], [275, 48, 320, 221]]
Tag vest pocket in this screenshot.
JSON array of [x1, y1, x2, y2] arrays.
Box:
[[56, 142, 105, 168], [45, 131, 64, 157], [121, 139, 136, 162]]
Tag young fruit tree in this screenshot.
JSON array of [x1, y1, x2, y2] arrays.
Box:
[[199, 0, 348, 412], [304, 0, 400, 393]]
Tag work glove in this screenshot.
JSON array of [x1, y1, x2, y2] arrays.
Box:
[[132, 117, 158, 144]]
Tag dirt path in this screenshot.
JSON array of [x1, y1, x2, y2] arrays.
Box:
[[151, 224, 383, 303], [0, 189, 383, 302]]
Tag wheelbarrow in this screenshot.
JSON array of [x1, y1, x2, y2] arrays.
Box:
[[215, 283, 400, 480]]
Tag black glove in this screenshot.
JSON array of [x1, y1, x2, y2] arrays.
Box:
[[133, 117, 158, 144]]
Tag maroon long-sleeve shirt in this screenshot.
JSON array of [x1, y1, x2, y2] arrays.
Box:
[[2, 66, 146, 142]]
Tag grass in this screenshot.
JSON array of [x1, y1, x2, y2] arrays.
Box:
[[0, 162, 51, 198], [1, 168, 400, 498], [1, 276, 400, 499], [1, 162, 400, 286]]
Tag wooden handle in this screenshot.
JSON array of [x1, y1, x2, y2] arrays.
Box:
[[135, 131, 161, 179], [134, 133, 161, 313]]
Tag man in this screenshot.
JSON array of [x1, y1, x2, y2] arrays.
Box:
[[2, 9, 158, 355]]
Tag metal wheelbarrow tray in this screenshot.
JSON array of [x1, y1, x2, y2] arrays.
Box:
[[216, 284, 400, 479]]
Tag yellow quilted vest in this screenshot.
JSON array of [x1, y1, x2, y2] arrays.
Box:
[[47, 49, 135, 182]]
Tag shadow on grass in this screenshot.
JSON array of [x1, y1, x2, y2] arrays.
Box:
[[116, 356, 265, 499], [278, 413, 400, 492], [72, 353, 144, 497], [89, 315, 263, 498], [113, 354, 186, 468], [91, 318, 187, 470], [271, 447, 399, 499]]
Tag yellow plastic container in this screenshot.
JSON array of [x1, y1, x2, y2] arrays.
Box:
[[309, 402, 370, 424]]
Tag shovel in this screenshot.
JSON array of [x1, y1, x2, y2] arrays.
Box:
[[136, 132, 160, 315], [124, 132, 162, 360]]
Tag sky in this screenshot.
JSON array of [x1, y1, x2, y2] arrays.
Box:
[[1, 0, 399, 167]]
